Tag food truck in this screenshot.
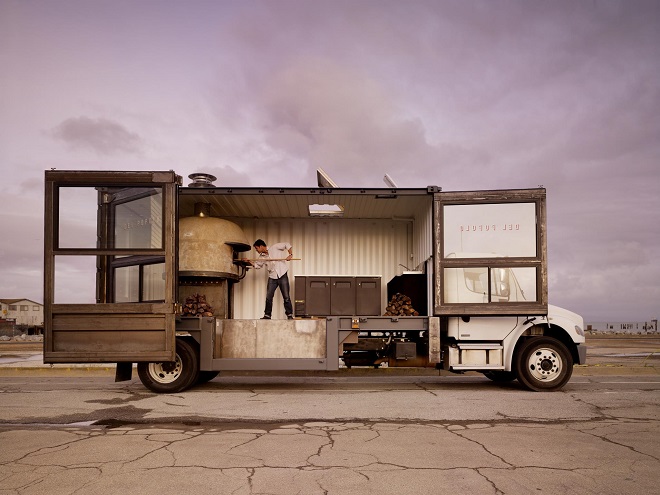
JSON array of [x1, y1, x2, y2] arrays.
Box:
[[43, 170, 585, 392]]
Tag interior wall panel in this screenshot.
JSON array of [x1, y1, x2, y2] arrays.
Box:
[[232, 219, 411, 319]]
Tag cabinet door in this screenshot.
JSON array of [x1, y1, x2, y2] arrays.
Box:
[[331, 277, 356, 315], [356, 277, 382, 315], [305, 277, 331, 316]]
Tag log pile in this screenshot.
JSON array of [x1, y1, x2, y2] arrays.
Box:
[[182, 293, 214, 317], [384, 293, 420, 317]]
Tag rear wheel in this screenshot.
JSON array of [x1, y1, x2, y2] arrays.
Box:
[[197, 371, 220, 384], [137, 338, 200, 393], [515, 337, 573, 392]]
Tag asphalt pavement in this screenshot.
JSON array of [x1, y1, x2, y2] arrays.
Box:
[[0, 336, 659, 495]]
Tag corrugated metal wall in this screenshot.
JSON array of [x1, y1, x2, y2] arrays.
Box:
[[411, 201, 434, 270], [411, 201, 435, 314], [232, 218, 415, 319]]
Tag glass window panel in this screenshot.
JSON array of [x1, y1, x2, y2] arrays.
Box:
[[499, 267, 537, 302], [444, 267, 489, 303], [54, 257, 97, 304], [114, 265, 140, 303], [142, 263, 166, 302], [444, 266, 538, 304], [58, 187, 99, 248], [114, 189, 163, 249], [443, 203, 537, 258]]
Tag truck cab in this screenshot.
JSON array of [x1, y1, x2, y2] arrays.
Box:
[[43, 170, 585, 393]]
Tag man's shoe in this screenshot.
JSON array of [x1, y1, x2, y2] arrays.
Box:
[[287, 315, 293, 320], [261, 316, 271, 320]]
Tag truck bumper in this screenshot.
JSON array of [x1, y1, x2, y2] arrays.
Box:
[[576, 344, 587, 365]]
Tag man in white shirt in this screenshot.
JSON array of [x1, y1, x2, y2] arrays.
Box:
[[249, 239, 294, 319]]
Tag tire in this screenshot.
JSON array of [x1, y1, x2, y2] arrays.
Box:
[[197, 371, 220, 384], [137, 338, 200, 393], [483, 370, 516, 382], [514, 336, 573, 392]]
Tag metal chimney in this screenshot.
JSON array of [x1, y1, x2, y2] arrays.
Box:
[[188, 173, 217, 188]]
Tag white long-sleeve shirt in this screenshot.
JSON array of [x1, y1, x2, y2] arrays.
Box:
[[252, 242, 292, 279]]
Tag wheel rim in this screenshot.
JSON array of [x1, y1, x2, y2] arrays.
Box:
[[526, 347, 562, 382], [147, 355, 182, 384]]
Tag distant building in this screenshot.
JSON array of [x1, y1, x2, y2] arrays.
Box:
[[586, 320, 658, 334], [0, 299, 44, 335]]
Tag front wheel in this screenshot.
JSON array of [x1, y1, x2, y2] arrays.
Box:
[[483, 370, 516, 382], [515, 337, 573, 392], [137, 338, 200, 393]]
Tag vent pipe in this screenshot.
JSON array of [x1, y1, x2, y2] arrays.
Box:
[[188, 173, 217, 188]]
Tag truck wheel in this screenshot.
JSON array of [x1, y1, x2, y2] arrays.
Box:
[[515, 337, 573, 392], [483, 371, 516, 382], [137, 338, 200, 393]]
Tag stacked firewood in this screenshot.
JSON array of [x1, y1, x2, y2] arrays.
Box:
[[384, 293, 419, 317], [182, 293, 214, 317]]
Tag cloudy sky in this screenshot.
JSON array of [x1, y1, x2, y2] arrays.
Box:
[[1, 0, 658, 322]]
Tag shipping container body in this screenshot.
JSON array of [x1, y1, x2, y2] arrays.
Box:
[[43, 171, 586, 393], [178, 186, 435, 321]]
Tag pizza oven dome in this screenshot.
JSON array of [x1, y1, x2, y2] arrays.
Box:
[[179, 203, 250, 279]]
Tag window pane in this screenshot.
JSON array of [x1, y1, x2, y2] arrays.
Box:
[[443, 203, 537, 258], [57, 186, 164, 250], [444, 267, 488, 303], [143, 263, 165, 301], [497, 267, 537, 302], [54, 257, 97, 304], [114, 190, 163, 249], [490, 267, 510, 300], [58, 187, 99, 248], [114, 265, 140, 303]]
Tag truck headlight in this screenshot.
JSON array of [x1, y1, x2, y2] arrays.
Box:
[[575, 325, 584, 337]]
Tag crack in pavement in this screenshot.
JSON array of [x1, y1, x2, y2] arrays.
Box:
[[446, 426, 513, 468], [414, 382, 440, 397], [475, 468, 504, 495], [573, 424, 660, 462]]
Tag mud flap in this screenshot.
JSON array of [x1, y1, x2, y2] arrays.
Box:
[[115, 362, 133, 382]]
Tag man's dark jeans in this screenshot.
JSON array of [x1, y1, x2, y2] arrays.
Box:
[[264, 273, 293, 318]]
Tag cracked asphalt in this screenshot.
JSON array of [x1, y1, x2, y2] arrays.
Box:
[[1, 374, 659, 495], [0, 336, 659, 494]]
